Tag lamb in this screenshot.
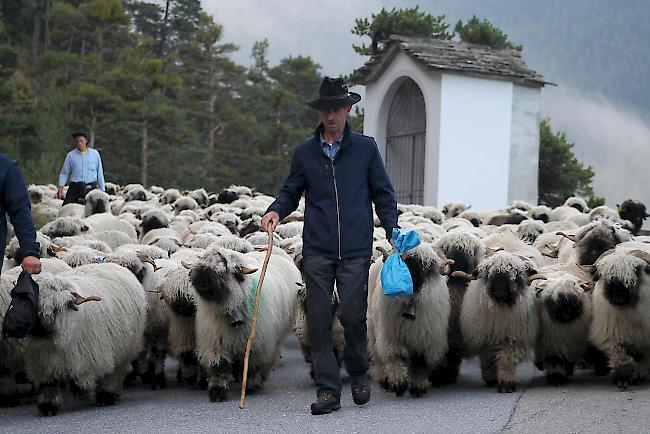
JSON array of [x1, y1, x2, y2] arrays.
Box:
[[457, 251, 540, 392], [589, 248, 650, 389], [531, 263, 594, 385], [368, 242, 452, 397], [23, 263, 146, 415], [431, 230, 485, 385], [189, 246, 300, 401], [84, 189, 110, 216]]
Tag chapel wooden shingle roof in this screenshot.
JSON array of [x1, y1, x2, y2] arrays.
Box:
[[351, 35, 551, 88]]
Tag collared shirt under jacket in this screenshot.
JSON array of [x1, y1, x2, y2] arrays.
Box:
[[0, 154, 40, 267], [267, 123, 398, 259], [58, 148, 106, 191]]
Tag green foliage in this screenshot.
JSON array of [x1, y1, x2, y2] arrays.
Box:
[[0, 0, 326, 195], [351, 6, 452, 55], [538, 119, 604, 207], [454, 15, 522, 50]]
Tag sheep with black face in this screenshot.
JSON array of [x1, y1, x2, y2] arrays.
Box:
[[190, 246, 300, 402], [23, 263, 146, 416], [557, 220, 631, 266], [430, 230, 485, 385], [532, 264, 594, 385], [139, 209, 170, 239], [367, 242, 452, 397], [84, 189, 110, 216], [590, 248, 650, 389], [617, 199, 649, 235], [458, 251, 540, 393]]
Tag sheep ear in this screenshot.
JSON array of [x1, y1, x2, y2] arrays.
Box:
[[81, 225, 89, 232], [579, 281, 595, 292]]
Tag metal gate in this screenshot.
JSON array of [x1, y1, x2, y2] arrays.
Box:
[[385, 79, 426, 204]]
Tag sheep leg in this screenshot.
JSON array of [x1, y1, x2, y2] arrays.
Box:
[[609, 344, 637, 389], [95, 362, 131, 406], [544, 354, 570, 386], [583, 345, 610, 376], [430, 344, 463, 386], [383, 353, 409, 397], [149, 336, 167, 390], [207, 360, 232, 403], [479, 348, 498, 387], [0, 367, 18, 407], [496, 345, 525, 393], [179, 351, 198, 385], [36, 381, 62, 417], [408, 354, 431, 398]]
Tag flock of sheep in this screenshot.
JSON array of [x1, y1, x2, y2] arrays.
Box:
[[1, 181, 649, 416]]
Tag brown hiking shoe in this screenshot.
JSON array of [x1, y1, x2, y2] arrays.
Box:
[[310, 391, 341, 415], [351, 377, 371, 405]]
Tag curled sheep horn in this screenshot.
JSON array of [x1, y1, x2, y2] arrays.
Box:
[[528, 274, 547, 283], [439, 258, 455, 276], [577, 264, 597, 274], [451, 270, 477, 281], [375, 246, 390, 261], [241, 266, 258, 275], [138, 253, 161, 272], [187, 224, 196, 235], [51, 244, 69, 253], [69, 291, 102, 310], [181, 260, 193, 270], [628, 249, 650, 264], [556, 231, 578, 243], [579, 280, 595, 292]]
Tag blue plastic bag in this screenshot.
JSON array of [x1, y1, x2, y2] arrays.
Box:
[[381, 228, 421, 298]]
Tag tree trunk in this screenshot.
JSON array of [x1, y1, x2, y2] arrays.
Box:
[[43, 0, 51, 52], [141, 121, 149, 187], [31, 7, 41, 60], [158, 0, 171, 56], [89, 107, 96, 147]]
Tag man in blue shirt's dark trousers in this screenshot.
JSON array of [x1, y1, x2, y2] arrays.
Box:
[[0, 154, 42, 277], [262, 77, 398, 415]]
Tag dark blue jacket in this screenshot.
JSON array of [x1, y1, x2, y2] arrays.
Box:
[[0, 154, 40, 266], [267, 124, 398, 259]]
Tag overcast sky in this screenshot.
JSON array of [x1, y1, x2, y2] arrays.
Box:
[[202, 0, 650, 210]]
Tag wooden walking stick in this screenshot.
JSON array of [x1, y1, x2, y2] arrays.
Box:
[[239, 223, 274, 409]]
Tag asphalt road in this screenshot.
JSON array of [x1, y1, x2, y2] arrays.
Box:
[[0, 336, 647, 433]]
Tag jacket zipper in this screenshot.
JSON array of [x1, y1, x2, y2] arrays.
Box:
[[330, 161, 342, 259]]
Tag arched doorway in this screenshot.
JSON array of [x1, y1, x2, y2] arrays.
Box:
[[385, 78, 426, 204]]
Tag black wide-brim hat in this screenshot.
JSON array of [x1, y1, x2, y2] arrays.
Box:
[[307, 77, 361, 110]]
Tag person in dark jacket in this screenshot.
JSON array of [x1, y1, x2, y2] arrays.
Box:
[[0, 154, 41, 276], [261, 77, 398, 415]]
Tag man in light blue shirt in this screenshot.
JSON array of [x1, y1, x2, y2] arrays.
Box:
[[57, 130, 106, 204]]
